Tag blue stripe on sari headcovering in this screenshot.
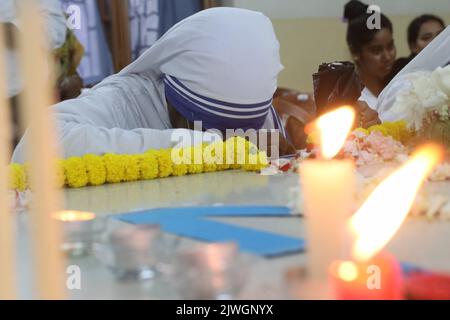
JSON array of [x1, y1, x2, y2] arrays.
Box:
[[270, 105, 286, 138], [164, 75, 274, 131]]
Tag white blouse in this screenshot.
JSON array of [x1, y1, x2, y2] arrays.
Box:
[[358, 87, 378, 111]]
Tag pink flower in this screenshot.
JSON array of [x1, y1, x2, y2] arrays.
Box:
[[366, 131, 404, 161], [358, 150, 378, 165]]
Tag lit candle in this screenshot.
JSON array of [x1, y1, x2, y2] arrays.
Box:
[[0, 23, 16, 299], [330, 144, 443, 300], [17, 3, 65, 299], [54, 211, 99, 256], [329, 252, 403, 300], [300, 106, 356, 284], [55, 210, 96, 222]]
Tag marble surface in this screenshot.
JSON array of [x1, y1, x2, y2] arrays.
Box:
[[16, 170, 450, 299]]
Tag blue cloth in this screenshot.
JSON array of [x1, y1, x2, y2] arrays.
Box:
[[158, 0, 202, 38], [164, 75, 273, 131], [128, 0, 159, 60]]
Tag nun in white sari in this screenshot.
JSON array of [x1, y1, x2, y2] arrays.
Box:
[[12, 7, 285, 163], [376, 26, 450, 122]]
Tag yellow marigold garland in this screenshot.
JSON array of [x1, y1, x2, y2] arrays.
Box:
[[103, 154, 126, 184], [9, 163, 27, 191], [139, 153, 159, 180], [186, 146, 204, 174], [243, 147, 269, 172], [171, 148, 189, 177], [215, 141, 231, 171], [153, 149, 173, 178], [202, 142, 218, 172], [63, 157, 89, 188], [367, 121, 412, 143], [123, 155, 141, 182], [8, 137, 268, 190], [83, 154, 107, 186]]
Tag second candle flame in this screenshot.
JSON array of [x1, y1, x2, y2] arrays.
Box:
[[349, 144, 443, 262]]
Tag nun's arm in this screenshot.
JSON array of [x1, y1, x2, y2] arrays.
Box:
[[11, 81, 219, 163], [12, 120, 219, 163]]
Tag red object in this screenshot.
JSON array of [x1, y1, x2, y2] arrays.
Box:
[[405, 273, 450, 300], [329, 252, 404, 300], [279, 162, 292, 172]]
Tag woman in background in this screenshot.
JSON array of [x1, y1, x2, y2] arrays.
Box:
[[390, 14, 446, 77], [343, 0, 396, 114]]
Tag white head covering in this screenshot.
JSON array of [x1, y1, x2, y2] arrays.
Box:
[[121, 7, 283, 105], [1, 0, 67, 97], [12, 7, 285, 162], [119, 7, 285, 134], [377, 26, 450, 121], [0, 0, 67, 48]]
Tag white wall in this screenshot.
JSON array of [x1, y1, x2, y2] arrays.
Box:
[[223, 0, 450, 91], [228, 0, 450, 19]]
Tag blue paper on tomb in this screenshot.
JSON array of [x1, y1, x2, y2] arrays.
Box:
[[115, 205, 432, 273], [115, 205, 303, 257], [116, 205, 291, 221]]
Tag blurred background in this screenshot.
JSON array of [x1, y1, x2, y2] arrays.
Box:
[[5, 0, 449, 91], [229, 0, 450, 92], [1, 0, 449, 149]]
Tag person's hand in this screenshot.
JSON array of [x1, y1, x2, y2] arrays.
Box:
[[356, 101, 381, 128]]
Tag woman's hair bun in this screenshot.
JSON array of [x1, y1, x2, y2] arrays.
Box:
[[343, 0, 369, 22]]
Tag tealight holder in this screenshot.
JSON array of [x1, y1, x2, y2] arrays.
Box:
[[174, 242, 247, 300], [94, 224, 163, 281], [54, 210, 105, 257]]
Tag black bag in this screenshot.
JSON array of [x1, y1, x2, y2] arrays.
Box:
[[312, 61, 363, 116]]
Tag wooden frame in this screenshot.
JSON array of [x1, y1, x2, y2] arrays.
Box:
[[98, 0, 220, 72], [97, 0, 132, 72], [203, 0, 222, 9]]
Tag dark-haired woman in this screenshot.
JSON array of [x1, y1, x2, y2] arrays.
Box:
[[343, 0, 396, 126], [390, 14, 446, 77]]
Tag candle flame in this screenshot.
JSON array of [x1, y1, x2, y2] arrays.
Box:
[[316, 106, 355, 159], [350, 144, 443, 262], [337, 261, 359, 282], [54, 210, 96, 222]]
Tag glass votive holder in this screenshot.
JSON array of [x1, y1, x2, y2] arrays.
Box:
[[174, 242, 247, 300], [54, 210, 105, 257], [94, 224, 162, 281]]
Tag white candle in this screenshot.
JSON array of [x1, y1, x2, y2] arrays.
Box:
[[17, 3, 65, 299], [299, 107, 356, 281], [300, 159, 355, 279], [0, 23, 17, 299]]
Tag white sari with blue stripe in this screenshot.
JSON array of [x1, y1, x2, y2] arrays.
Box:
[[12, 8, 285, 162]]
